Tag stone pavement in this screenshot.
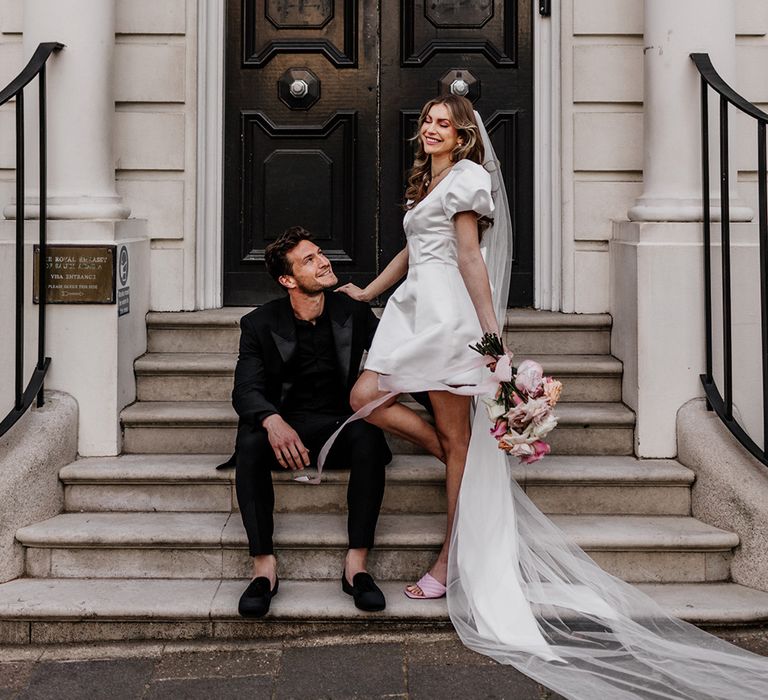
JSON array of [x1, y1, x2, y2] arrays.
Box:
[[1, 629, 767, 700], [0, 632, 565, 700]]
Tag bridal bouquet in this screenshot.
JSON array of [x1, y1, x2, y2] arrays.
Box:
[[470, 333, 562, 464]]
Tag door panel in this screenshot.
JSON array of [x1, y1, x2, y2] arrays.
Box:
[[224, 0, 376, 304], [224, 0, 533, 306], [380, 0, 534, 306], [401, 0, 517, 66]]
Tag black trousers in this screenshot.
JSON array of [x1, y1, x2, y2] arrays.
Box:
[[235, 412, 392, 557]]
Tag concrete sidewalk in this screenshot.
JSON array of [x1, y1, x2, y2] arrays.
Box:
[[0, 632, 561, 700], [1, 629, 767, 699]]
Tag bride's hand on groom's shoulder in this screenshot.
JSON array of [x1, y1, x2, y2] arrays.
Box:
[[335, 283, 371, 303]]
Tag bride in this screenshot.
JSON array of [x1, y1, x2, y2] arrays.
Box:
[[333, 94, 768, 698]]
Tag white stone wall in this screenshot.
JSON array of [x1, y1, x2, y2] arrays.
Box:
[[115, 0, 197, 312], [733, 1, 768, 220], [0, 1, 23, 218], [0, 0, 196, 311], [731, 2, 768, 448], [561, 0, 768, 314], [3, 2, 768, 314]]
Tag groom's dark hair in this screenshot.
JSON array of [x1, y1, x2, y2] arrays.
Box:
[[264, 226, 314, 282]]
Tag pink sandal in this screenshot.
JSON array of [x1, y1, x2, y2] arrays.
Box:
[[404, 572, 447, 599]]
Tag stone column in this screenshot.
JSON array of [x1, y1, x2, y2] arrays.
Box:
[[610, 0, 756, 459], [0, 0, 147, 456], [628, 0, 749, 222], [14, 0, 129, 219]]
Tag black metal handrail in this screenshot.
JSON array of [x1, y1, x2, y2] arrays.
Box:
[[0, 42, 63, 438], [691, 52, 768, 466]]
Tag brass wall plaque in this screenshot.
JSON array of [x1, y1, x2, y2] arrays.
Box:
[[33, 245, 116, 304]]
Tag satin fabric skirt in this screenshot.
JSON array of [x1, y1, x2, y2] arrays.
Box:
[[365, 262, 483, 386]]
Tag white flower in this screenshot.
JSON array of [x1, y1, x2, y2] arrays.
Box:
[[507, 442, 536, 458], [499, 425, 535, 449], [531, 412, 558, 439], [484, 398, 507, 421]]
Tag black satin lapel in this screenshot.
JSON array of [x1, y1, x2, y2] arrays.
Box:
[[329, 299, 354, 381], [271, 298, 297, 364], [271, 331, 297, 365]]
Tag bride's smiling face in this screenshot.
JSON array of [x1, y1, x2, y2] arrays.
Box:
[[420, 103, 459, 158]]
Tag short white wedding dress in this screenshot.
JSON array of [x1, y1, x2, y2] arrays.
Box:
[[318, 114, 768, 699], [364, 158, 492, 385]]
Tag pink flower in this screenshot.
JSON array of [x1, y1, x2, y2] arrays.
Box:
[[520, 440, 551, 464], [490, 419, 508, 439], [506, 397, 550, 429], [515, 360, 544, 396]]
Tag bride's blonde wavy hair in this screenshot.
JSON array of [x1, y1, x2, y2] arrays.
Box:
[[404, 94, 485, 209]]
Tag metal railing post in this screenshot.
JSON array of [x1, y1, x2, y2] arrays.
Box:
[[0, 42, 61, 438], [14, 90, 24, 412], [719, 96, 733, 421], [37, 64, 47, 408], [701, 78, 713, 392], [691, 52, 768, 467], [758, 122, 768, 452]]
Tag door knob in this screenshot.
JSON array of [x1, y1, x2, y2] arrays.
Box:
[[440, 70, 479, 102], [289, 79, 309, 98], [278, 68, 320, 110], [450, 79, 469, 96]]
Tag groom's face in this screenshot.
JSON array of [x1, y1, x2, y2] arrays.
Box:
[[281, 239, 338, 293]]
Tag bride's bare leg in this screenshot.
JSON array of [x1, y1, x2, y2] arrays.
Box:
[[350, 370, 445, 462], [406, 390, 470, 597]]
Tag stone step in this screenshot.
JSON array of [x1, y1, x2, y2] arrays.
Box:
[[134, 353, 623, 403], [16, 512, 737, 583], [121, 401, 636, 456], [60, 454, 693, 516], [503, 309, 612, 355], [2, 578, 766, 645], [146, 308, 612, 356], [147, 308, 247, 354]]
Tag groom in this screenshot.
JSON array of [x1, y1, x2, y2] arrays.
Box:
[[232, 226, 391, 618]]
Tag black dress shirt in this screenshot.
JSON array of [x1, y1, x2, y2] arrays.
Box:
[[283, 308, 350, 415]]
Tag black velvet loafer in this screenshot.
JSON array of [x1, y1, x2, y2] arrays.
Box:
[[215, 452, 237, 470], [342, 571, 386, 612], [238, 576, 279, 618]]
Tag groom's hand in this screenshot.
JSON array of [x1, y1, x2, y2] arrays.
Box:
[[262, 415, 310, 470]]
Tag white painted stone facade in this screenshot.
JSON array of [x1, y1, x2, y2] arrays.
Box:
[[0, 0, 767, 459], [0, 0, 197, 312], [2, 0, 766, 313]]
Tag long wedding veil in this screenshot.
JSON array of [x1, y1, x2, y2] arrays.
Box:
[[447, 111, 768, 699]]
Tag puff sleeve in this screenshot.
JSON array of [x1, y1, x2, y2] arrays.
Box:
[[441, 161, 495, 220]]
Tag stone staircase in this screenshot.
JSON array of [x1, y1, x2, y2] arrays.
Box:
[[121, 309, 635, 455], [1, 309, 768, 645]]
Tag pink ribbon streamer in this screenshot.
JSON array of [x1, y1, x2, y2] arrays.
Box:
[[295, 355, 505, 484]]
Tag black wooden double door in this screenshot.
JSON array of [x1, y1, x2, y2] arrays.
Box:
[[224, 0, 533, 306]]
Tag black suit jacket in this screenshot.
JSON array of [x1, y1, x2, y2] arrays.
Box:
[[232, 292, 379, 426]]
